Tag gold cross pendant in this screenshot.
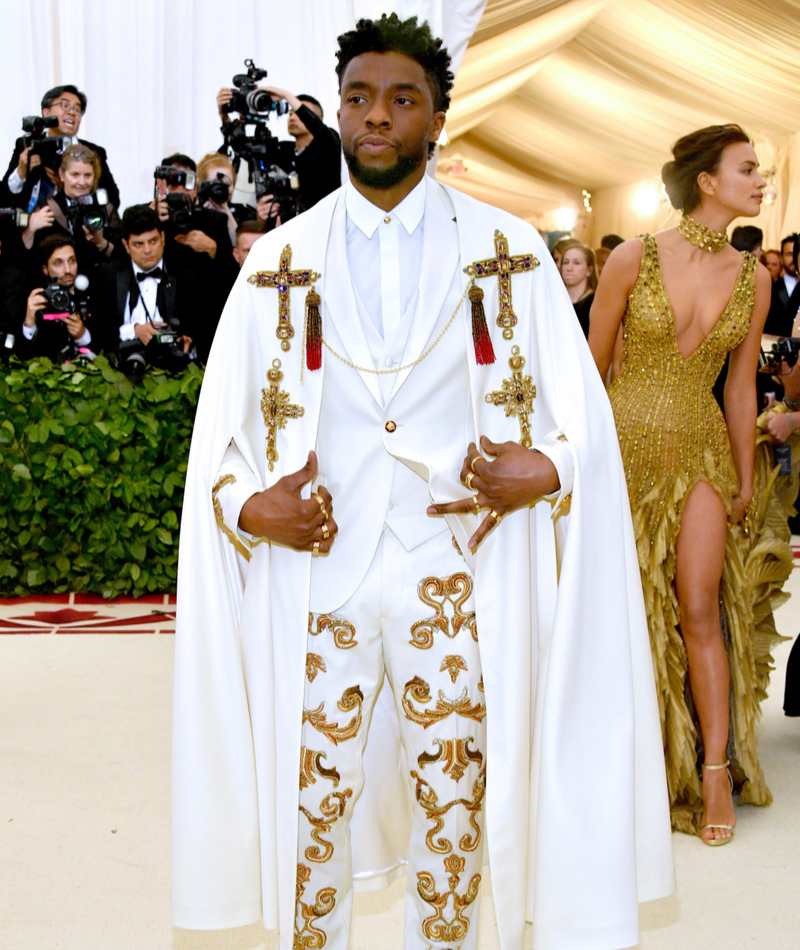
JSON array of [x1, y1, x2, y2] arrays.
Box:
[[248, 244, 321, 352], [464, 230, 538, 341], [260, 359, 304, 471], [484, 346, 537, 448]]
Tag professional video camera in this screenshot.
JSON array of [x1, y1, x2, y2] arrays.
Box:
[[66, 189, 109, 234], [117, 318, 191, 381], [0, 207, 30, 227], [220, 59, 299, 218], [758, 337, 800, 375], [21, 115, 69, 170]]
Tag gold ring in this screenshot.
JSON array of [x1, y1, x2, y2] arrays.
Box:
[[465, 471, 476, 490], [312, 541, 320, 556], [488, 509, 501, 522], [472, 495, 481, 514], [313, 492, 325, 512], [470, 455, 485, 474], [321, 523, 330, 540]]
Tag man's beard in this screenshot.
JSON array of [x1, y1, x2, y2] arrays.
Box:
[[343, 142, 423, 190]]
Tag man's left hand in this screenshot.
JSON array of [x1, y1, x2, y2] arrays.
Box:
[[427, 435, 560, 549], [175, 229, 217, 259]]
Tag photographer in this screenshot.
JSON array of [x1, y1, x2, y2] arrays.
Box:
[[217, 83, 340, 213], [196, 153, 240, 243], [21, 144, 120, 270], [92, 204, 209, 369], [17, 235, 93, 361], [1, 85, 119, 213]]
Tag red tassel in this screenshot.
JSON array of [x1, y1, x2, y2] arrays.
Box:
[[469, 284, 495, 365], [305, 288, 322, 371]]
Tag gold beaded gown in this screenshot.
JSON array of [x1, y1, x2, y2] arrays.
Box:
[[609, 234, 778, 835]]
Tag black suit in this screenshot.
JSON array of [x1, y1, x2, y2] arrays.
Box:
[[0, 260, 26, 356], [292, 104, 341, 210], [91, 256, 213, 360], [1, 135, 120, 211], [765, 274, 800, 337]]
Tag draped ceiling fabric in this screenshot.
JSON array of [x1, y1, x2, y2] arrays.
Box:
[[440, 0, 800, 246]]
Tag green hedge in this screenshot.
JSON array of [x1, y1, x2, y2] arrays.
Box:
[[0, 356, 203, 598]]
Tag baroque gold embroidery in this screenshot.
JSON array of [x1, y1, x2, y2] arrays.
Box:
[[299, 790, 353, 863], [211, 474, 250, 559], [417, 737, 483, 782], [303, 686, 364, 745], [299, 747, 340, 790], [485, 346, 537, 448], [417, 854, 481, 942], [294, 864, 336, 949], [402, 677, 486, 728], [306, 653, 326, 682], [411, 765, 486, 854], [309, 613, 358, 650], [440, 655, 467, 683], [261, 359, 304, 472], [410, 573, 477, 649], [463, 229, 538, 341], [248, 244, 320, 352]]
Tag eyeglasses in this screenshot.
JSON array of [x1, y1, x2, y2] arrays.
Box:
[[52, 99, 83, 115]]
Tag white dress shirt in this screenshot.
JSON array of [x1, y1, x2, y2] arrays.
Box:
[[119, 261, 164, 341]]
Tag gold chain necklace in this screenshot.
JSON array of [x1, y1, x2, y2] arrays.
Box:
[[319, 281, 472, 375], [677, 214, 728, 252]]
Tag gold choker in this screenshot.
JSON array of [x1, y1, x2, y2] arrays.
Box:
[[678, 215, 728, 252]]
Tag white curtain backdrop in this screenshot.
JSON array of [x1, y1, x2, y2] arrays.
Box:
[[0, 0, 485, 213]]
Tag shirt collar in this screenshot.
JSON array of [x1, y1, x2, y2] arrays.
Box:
[[345, 175, 427, 239]]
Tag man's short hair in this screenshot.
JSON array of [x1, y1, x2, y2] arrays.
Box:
[[297, 94, 323, 118], [121, 204, 163, 241], [41, 84, 87, 114], [236, 220, 265, 242], [336, 13, 454, 113], [600, 234, 624, 250], [730, 225, 763, 253], [781, 234, 797, 250], [162, 153, 196, 172], [37, 234, 76, 270]]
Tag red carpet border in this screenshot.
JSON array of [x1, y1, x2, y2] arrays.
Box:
[[0, 593, 176, 634]]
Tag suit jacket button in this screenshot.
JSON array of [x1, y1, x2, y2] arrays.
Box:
[[385, 420, 397, 433]]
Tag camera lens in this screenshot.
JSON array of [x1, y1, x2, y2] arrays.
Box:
[[246, 89, 273, 113], [83, 212, 105, 232]]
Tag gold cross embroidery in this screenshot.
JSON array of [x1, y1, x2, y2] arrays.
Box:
[[261, 359, 304, 471], [248, 244, 321, 352], [464, 230, 538, 341], [484, 346, 536, 448]]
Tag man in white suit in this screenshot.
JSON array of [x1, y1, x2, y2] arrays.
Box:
[[172, 13, 674, 950]]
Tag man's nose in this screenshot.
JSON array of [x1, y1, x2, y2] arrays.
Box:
[[365, 97, 390, 126]]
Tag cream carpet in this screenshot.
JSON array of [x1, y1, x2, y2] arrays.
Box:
[[1, 577, 798, 950]]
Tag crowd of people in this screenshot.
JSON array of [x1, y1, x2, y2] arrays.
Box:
[[0, 80, 342, 373], [3, 16, 800, 948]]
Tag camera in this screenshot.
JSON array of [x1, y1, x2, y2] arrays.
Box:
[[154, 164, 197, 191], [0, 207, 30, 227], [759, 337, 800, 374], [163, 193, 201, 235], [40, 273, 90, 320], [66, 189, 109, 234], [21, 115, 69, 169], [197, 174, 230, 205], [117, 320, 191, 381], [224, 59, 287, 118]]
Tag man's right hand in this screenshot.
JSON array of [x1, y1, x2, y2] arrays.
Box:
[[238, 451, 337, 553], [217, 87, 233, 118], [17, 146, 41, 180], [27, 205, 55, 233], [134, 322, 166, 346], [25, 289, 46, 327]]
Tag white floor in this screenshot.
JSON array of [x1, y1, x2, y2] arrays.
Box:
[[0, 580, 798, 950]]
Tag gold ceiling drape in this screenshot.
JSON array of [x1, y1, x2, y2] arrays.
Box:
[[439, 0, 800, 245]]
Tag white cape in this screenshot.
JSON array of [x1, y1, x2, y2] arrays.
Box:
[[172, 182, 675, 950]]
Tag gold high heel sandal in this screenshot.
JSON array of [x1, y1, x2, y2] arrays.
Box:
[[700, 760, 735, 847]]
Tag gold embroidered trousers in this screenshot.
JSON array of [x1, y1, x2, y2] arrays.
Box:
[[296, 528, 487, 950]]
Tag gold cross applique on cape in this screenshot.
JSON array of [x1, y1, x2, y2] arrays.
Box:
[[248, 244, 320, 352], [463, 230, 538, 341], [484, 346, 537, 448], [261, 359, 304, 471]]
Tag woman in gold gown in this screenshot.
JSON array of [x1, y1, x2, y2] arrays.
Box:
[[589, 125, 771, 844]]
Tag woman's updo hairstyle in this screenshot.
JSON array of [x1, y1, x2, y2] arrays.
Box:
[[661, 124, 751, 214]]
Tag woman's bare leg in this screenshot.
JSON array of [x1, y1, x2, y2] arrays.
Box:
[[674, 481, 736, 842]]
